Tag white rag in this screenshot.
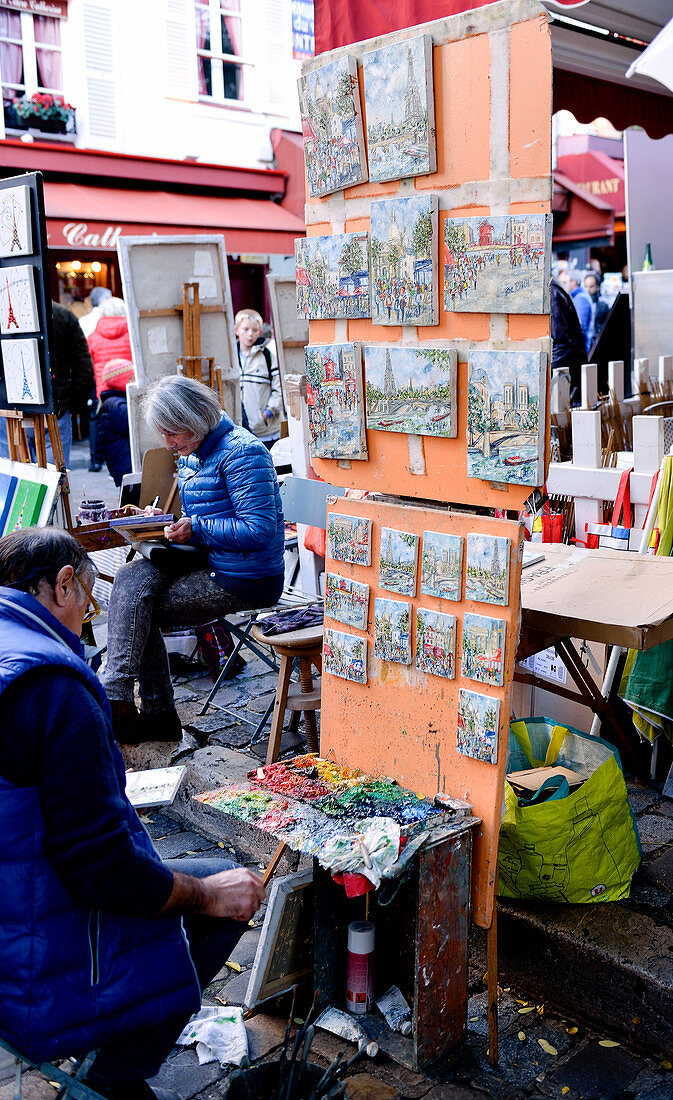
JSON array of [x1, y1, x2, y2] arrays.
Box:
[[176, 1006, 248, 1066]]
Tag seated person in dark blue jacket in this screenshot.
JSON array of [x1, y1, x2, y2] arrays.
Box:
[[103, 375, 285, 744], [0, 527, 265, 1100], [98, 357, 134, 487]]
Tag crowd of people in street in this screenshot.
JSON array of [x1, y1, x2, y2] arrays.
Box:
[[444, 244, 543, 307], [371, 274, 432, 324]]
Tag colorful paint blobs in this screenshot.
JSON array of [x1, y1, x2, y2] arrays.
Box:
[[327, 512, 372, 567], [467, 348, 547, 487], [379, 527, 418, 597], [298, 55, 368, 198], [461, 613, 506, 687], [324, 627, 367, 684], [465, 533, 510, 606], [305, 344, 367, 460], [365, 345, 457, 438], [420, 531, 462, 601], [1, 339, 43, 405], [444, 213, 551, 314], [457, 689, 500, 765], [325, 572, 369, 631], [0, 185, 32, 259], [374, 597, 411, 665], [0, 265, 38, 335], [363, 34, 436, 183], [296, 233, 370, 320], [370, 195, 438, 326], [415, 608, 456, 679]]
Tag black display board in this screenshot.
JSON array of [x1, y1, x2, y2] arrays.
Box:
[[0, 171, 57, 414]]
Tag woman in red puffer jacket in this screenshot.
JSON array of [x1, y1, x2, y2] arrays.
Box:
[[87, 296, 133, 396]]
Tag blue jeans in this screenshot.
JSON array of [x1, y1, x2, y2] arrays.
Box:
[[89, 856, 248, 1082], [0, 410, 72, 467]]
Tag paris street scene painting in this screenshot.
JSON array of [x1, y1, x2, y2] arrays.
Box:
[[457, 689, 500, 765], [324, 627, 367, 684], [0, 184, 33, 259], [370, 194, 438, 326], [363, 34, 436, 183], [0, 264, 39, 335], [298, 55, 368, 198], [327, 512, 372, 567], [305, 344, 368, 460], [467, 349, 547, 486], [296, 233, 370, 320], [374, 597, 412, 665], [420, 531, 463, 601], [379, 527, 419, 597], [461, 612, 506, 687], [444, 213, 551, 314], [415, 607, 456, 679], [364, 346, 457, 438], [465, 533, 510, 606], [1, 338, 44, 405], [325, 572, 370, 631]]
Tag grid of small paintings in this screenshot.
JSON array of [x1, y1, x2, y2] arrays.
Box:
[[324, 628, 368, 683], [379, 527, 418, 597], [305, 343, 368, 461], [465, 534, 510, 606], [457, 689, 500, 765], [325, 572, 369, 631]]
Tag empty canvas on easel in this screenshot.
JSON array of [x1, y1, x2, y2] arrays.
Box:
[[362, 34, 436, 183], [1, 339, 43, 404], [299, 55, 368, 198], [0, 185, 33, 259], [0, 265, 39, 335]]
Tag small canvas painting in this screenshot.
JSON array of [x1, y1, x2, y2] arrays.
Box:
[[364, 346, 457, 438], [327, 512, 372, 567], [465, 533, 510, 605], [0, 184, 33, 258], [370, 195, 438, 326], [467, 349, 547, 486], [415, 608, 456, 679], [461, 613, 506, 687], [444, 213, 551, 314], [374, 597, 412, 665], [299, 55, 368, 198], [296, 233, 370, 320], [457, 689, 500, 765], [324, 627, 367, 683], [379, 527, 418, 597], [420, 531, 462, 601], [363, 34, 436, 183], [305, 344, 367, 460], [0, 265, 39, 335], [325, 572, 369, 631], [1, 339, 44, 405]]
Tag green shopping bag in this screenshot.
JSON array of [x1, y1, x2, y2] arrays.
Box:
[[498, 718, 641, 903]]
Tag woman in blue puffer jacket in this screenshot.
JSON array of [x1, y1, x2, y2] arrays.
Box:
[[103, 375, 285, 745]]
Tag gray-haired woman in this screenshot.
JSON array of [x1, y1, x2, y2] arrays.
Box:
[[103, 375, 285, 745]]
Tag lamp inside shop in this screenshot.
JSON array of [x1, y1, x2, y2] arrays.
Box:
[[55, 259, 110, 311]]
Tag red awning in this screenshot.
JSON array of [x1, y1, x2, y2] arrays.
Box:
[[44, 182, 306, 254], [556, 150, 625, 216], [552, 171, 615, 245]]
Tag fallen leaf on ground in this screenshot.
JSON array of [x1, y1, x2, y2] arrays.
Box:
[[518, 1007, 535, 1014], [561, 1087, 570, 1095], [536, 1005, 545, 1016], [518, 1031, 526, 1041], [218, 841, 225, 848], [225, 960, 241, 973], [538, 1039, 557, 1056], [660, 1060, 672, 1070], [566, 1027, 578, 1035], [599, 1040, 620, 1048]]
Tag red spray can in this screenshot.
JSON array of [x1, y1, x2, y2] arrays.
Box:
[[346, 920, 375, 1015]]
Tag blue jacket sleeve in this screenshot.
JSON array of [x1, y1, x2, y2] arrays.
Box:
[[190, 442, 280, 551]]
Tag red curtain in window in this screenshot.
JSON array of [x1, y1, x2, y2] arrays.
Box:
[[0, 10, 23, 96], [34, 16, 62, 91], [196, 3, 209, 95]]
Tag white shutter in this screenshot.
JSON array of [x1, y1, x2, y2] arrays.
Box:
[[265, 0, 290, 112], [165, 0, 198, 100], [82, 0, 118, 143]]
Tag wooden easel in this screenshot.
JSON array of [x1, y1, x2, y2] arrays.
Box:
[[1, 409, 73, 528]]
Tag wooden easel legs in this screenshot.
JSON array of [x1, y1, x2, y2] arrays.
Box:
[[487, 899, 498, 1065]]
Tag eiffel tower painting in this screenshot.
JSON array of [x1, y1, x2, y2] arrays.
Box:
[[0, 185, 32, 259], [4, 274, 19, 331], [1, 338, 43, 405], [19, 347, 33, 400], [8, 198, 22, 253]]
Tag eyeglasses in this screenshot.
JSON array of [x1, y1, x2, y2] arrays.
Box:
[[75, 571, 101, 625]]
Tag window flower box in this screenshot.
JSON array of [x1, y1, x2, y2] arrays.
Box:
[[6, 93, 76, 136]]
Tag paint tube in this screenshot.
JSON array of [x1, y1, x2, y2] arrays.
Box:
[[376, 985, 412, 1036], [434, 793, 473, 815], [315, 1007, 378, 1056]]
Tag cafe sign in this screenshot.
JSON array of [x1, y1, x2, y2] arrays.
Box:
[[0, 1, 68, 16], [47, 220, 123, 249]]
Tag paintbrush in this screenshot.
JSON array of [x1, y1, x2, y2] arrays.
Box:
[[293, 1023, 315, 1098], [306, 1051, 344, 1100], [275, 986, 298, 1100], [284, 993, 319, 1100]]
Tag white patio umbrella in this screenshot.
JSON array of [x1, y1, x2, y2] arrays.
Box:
[[626, 16, 673, 94]]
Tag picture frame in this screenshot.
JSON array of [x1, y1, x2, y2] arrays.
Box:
[[245, 870, 314, 1009]]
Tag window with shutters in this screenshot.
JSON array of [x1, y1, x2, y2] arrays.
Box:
[[194, 0, 250, 102], [1, 10, 69, 133]]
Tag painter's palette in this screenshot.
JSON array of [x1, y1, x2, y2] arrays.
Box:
[[461, 613, 506, 687], [457, 689, 500, 765], [374, 597, 412, 665], [324, 627, 367, 683]]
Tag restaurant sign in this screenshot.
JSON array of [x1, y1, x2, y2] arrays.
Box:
[[49, 221, 123, 249], [0, 0, 68, 16], [576, 177, 621, 198]]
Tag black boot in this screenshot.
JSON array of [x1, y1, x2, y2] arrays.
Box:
[[86, 1074, 180, 1100], [126, 707, 183, 745], [109, 699, 141, 744]]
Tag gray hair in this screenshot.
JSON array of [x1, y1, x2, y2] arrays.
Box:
[[143, 375, 222, 440], [0, 527, 94, 602], [98, 296, 127, 318]]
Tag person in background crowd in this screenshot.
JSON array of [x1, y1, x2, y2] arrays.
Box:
[[559, 268, 593, 354], [0, 527, 265, 1100], [80, 286, 112, 471], [583, 271, 610, 349], [98, 358, 135, 487], [235, 308, 283, 450], [550, 275, 587, 406], [87, 297, 133, 472]]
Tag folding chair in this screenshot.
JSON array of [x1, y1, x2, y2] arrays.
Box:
[[198, 476, 344, 732], [0, 1039, 104, 1099]]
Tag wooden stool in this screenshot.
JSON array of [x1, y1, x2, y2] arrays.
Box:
[[251, 621, 323, 764]]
